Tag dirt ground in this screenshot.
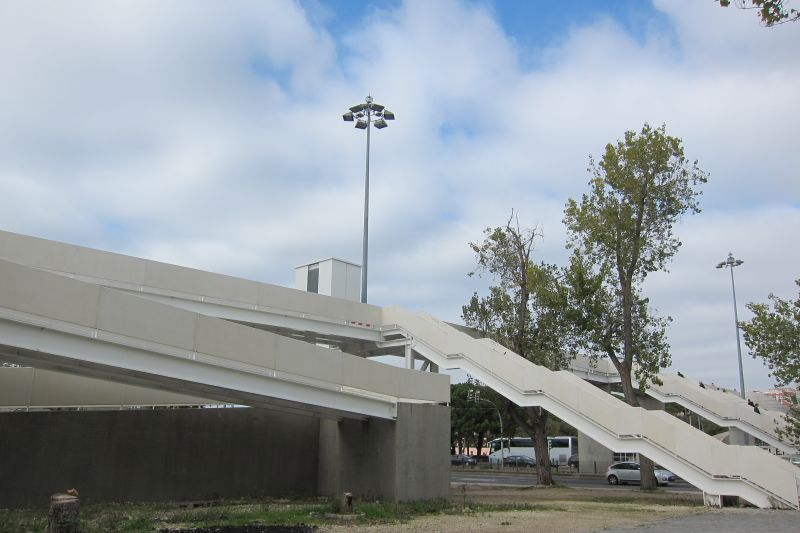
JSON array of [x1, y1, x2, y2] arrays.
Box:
[[325, 485, 706, 533]]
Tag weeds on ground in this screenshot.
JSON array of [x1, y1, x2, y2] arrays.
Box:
[[0, 493, 697, 532]]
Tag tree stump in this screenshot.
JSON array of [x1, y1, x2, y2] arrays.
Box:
[[47, 493, 80, 533], [342, 492, 353, 513]]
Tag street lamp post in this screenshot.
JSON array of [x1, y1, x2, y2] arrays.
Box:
[[468, 388, 505, 470], [716, 252, 746, 399], [342, 96, 395, 304]]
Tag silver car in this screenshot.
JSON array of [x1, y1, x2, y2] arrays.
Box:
[[605, 462, 676, 486]]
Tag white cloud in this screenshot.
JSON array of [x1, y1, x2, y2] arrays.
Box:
[[0, 0, 797, 390]]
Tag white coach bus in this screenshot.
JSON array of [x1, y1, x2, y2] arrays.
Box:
[[487, 436, 577, 465]]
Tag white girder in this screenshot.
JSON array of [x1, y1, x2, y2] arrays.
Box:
[[0, 366, 225, 410], [644, 375, 791, 453], [0, 259, 448, 420], [570, 356, 794, 454], [2, 229, 786, 451], [382, 307, 800, 510], [0, 227, 780, 446]]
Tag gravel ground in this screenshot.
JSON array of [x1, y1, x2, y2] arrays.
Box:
[[324, 505, 702, 532], [324, 485, 799, 533]]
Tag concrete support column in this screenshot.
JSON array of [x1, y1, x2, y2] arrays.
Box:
[[577, 431, 614, 475], [728, 427, 754, 446], [404, 344, 413, 369], [637, 395, 665, 411], [317, 418, 342, 497], [316, 403, 450, 502]]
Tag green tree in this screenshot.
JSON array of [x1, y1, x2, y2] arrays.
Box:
[[450, 381, 511, 455], [463, 214, 573, 484], [717, 0, 800, 26], [563, 123, 708, 489], [740, 280, 800, 445]]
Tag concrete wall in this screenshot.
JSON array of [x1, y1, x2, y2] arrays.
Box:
[[317, 403, 450, 502], [577, 431, 615, 474], [578, 392, 668, 475], [0, 408, 319, 509], [1, 403, 450, 509]]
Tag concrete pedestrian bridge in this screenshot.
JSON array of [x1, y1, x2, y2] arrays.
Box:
[[0, 229, 798, 510]]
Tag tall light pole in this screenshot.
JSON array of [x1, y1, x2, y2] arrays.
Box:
[[342, 95, 395, 303], [716, 252, 746, 399], [468, 388, 505, 470]]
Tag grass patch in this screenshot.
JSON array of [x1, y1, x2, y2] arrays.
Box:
[[0, 493, 699, 532], [586, 494, 704, 507], [0, 500, 329, 533]]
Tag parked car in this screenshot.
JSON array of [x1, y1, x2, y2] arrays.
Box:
[[451, 453, 477, 466], [605, 462, 676, 486], [567, 453, 579, 469], [503, 455, 536, 468], [783, 455, 800, 467]]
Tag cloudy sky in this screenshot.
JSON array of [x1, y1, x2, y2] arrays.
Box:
[[1, 0, 797, 391]]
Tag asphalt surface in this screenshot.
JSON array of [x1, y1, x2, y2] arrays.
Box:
[[597, 508, 800, 533], [450, 469, 700, 493]]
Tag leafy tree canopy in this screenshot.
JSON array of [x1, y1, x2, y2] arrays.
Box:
[[741, 280, 800, 387], [564, 123, 706, 395], [741, 280, 800, 444], [718, 0, 800, 26], [563, 123, 707, 490], [450, 381, 513, 454], [463, 215, 574, 484]]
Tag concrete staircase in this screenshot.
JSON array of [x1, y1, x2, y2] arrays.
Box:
[[383, 307, 800, 510]]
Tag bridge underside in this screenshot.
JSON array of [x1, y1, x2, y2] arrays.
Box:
[[0, 239, 451, 508], [0, 401, 449, 508]]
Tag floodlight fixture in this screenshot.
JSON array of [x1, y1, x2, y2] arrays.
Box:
[[716, 252, 746, 400], [342, 95, 396, 303]]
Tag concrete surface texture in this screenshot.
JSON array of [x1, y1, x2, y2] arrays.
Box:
[[319, 403, 450, 502], [0, 403, 450, 509], [0, 408, 319, 508]]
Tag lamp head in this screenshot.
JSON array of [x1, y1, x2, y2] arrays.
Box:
[[342, 111, 354, 122]]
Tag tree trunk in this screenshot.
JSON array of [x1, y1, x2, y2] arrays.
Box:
[[48, 494, 80, 533], [530, 409, 554, 486], [512, 406, 554, 485], [618, 371, 658, 490], [638, 454, 658, 490]]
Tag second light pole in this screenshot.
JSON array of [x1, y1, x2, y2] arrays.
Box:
[[343, 95, 395, 303], [716, 252, 746, 399]]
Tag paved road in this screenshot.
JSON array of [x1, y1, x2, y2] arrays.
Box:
[[450, 469, 700, 493], [597, 508, 799, 533]]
